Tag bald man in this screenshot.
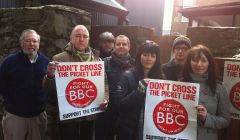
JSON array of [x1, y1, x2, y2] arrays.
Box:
[[43, 25, 109, 140]]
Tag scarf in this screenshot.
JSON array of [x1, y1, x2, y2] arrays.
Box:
[[111, 52, 133, 70], [100, 49, 112, 58], [190, 72, 212, 96], [73, 46, 95, 62]]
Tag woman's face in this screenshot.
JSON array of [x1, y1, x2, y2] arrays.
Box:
[[191, 52, 209, 75], [141, 52, 157, 71]]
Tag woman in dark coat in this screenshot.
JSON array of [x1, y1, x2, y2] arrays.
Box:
[[114, 40, 162, 140]]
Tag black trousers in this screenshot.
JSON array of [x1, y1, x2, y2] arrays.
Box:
[[59, 120, 94, 140], [95, 110, 116, 140]]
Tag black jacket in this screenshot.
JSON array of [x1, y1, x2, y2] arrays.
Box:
[[114, 69, 145, 140], [162, 59, 183, 81], [95, 55, 134, 140], [104, 56, 134, 105]]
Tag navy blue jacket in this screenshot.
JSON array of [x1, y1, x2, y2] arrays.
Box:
[[0, 51, 49, 117], [104, 56, 135, 104]]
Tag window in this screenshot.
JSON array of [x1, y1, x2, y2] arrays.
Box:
[[181, 0, 196, 22]]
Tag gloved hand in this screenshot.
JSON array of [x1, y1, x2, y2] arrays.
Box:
[[137, 79, 148, 94], [100, 99, 108, 111]]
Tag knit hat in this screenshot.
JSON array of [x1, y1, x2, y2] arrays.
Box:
[[172, 36, 191, 50], [99, 32, 115, 42]]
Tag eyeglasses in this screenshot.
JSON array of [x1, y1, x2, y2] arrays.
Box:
[[174, 46, 189, 51], [24, 39, 39, 44]]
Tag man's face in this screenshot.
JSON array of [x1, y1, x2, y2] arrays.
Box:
[[100, 41, 114, 53], [71, 26, 89, 52], [173, 44, 189, 63], [114, 37, 130, 57], [21, 32, 39, 58]]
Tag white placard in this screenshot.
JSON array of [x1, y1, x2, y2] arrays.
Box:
[[144, 79, 199, 140], [223, 61, 240, 119], [55, 62, 105, 121]]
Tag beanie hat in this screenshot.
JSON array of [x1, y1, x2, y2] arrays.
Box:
[[172, 36, 191, 50], [99, 32, 115, 42]]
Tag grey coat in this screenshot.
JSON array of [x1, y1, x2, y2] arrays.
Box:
[[191, 74, 231, 140]]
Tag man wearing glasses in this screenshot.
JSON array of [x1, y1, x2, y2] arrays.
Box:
[[162, 35, 191, 81], [0, 29, 49, 140]]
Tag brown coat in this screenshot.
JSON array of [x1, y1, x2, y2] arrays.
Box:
[[43, 43, 109, 122]]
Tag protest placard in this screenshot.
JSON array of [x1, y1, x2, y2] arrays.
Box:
[[223, 61, 240, 119], [55, 62, 105, 121], [144, 79, 199, 140]]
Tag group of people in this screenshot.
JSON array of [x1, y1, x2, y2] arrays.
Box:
[[0, 24, 230, 140]]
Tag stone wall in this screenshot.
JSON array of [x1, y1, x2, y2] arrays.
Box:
[[0, 5, 91, 61], [152, 27, 240, 64], [187, 27, 240, 58]]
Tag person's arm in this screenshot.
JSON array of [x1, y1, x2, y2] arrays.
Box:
[[42, 56, 59, 95], [0, 58, 9, 97], [99, 72, 109, 110], [0, 61, 5, 122], [42, 74, 56, 95], [114, 72, 146, 111], [203, 83, 231, 129]]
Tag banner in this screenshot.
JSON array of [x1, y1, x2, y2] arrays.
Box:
[[144, 79, 199, 140], [223, 61, 240, 119], [55, 62, 105, 121]]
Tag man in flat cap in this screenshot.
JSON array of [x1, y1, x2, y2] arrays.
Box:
[[98, 32, 115, 59]]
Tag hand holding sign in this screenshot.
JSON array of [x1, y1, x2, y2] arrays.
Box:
[[195, 105, 207, 122], [99, 99, 108, 110], [137, 79, 150, 93], [47, 61, 59, 78]]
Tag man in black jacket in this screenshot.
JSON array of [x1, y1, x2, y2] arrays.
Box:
[[162, 35, 191, 81], [95, 35, 135, 140]]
